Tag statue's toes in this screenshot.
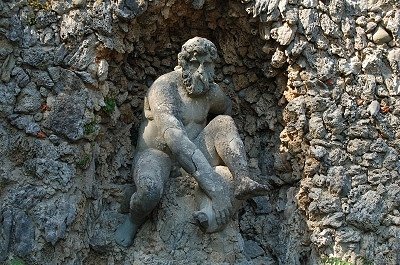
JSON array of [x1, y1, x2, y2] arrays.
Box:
[[234, 177, 271, 199], [115, 217, 136, 247], [193, 211, 209, 229]]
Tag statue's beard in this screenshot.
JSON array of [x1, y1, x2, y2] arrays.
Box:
[[182, 69, 212, 97]]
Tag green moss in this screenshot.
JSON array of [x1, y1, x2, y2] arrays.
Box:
[[27, 13, 36, 25], [103, 98, 116, 115], [84, 120, 97, 135], [9, 257, 26, 265], [76, 154, 91, 169], [27, 0, 50, 10]]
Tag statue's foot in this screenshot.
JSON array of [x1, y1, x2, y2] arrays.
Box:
[[234, 177, 271, 200], [193, 211, 209, 230], [115, 216, 138, 247]]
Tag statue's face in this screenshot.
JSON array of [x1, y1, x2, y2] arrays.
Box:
[[182, 52, 215, 97]]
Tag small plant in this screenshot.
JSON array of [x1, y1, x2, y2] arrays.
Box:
[[27, 13, 36, 25], [322, 257, 353, 265], [8, 257, 26, 265], [84, 120, 97, 135], [103, 98, 116, 115], [76, 154, 91, 169], [27, 0, 50, 10]]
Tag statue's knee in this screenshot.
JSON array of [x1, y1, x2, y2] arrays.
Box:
[[213, 115, 235, 128], [132, 182, 163, 211]]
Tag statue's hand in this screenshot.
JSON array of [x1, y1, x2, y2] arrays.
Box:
[[209, 189, 233, 227]]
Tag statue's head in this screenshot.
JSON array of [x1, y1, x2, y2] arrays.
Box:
[[177, 37, 218, 97]]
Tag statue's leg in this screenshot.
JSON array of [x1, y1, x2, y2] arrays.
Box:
[[115, 148, 171, 247], [194, 115, 270, 199]]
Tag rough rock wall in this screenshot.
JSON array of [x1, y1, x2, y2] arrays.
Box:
[[0, 0, 399, 264]]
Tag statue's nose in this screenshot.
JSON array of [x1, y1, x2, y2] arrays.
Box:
[[197, 64, 205, 75]]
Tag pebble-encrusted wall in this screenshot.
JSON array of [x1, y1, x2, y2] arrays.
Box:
[[0, 0, 399, 264]]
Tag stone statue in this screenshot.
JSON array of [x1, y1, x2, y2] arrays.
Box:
[[115, 37, 270, 247]]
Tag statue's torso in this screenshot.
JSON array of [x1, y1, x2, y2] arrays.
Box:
[[137, 71, 211, 152]]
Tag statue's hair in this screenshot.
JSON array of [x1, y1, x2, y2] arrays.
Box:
[[178, 37, 218, 67]]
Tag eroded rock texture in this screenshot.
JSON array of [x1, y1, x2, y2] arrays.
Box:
[[0, 0, 399, 264]]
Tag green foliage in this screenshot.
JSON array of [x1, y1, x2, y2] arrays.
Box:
[[103, 98, 116, 114], [76, 154, 91, 169], [322, 257, 353, 265], [84, 120, 97, 135], [27, 0, 50, 10], [9, 257, 26, 265], [27, 13, 36, 25]]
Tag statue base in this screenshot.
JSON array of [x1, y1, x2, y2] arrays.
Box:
[[127, 170, 248, 264]]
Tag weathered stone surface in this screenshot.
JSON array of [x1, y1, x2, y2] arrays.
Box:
[[1, 0, 399, 264], [31, 195, 77, 245], [29, 70, 54, 89], [373, 26, 392, 44], [48, 66, 86, 93], [46, 91, 87, 140], [21, 47, 54, 69], [11, 67, 30, 88], [0, 82, 18, 117], [14, 82, 41, 114], [348, 190, 385, 231]]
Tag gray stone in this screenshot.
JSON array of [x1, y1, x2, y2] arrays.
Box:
[[348, 190, 385, 231], [46, 91, 87, 140], [21, 47, 54, 69], [244, 240, 265, 259], [327, 166, 350, 196], [0, 39, 13, 60], [114, 0, 148, 20], [323, 105, 345, 135], [60, 9, 92, 41], [24, 158, 75, 190], [90, 1, 113, 35], [6, 15, 22, 42], [11, 67, 30, 88], [35, 10, 58, 29], [98, 59, 109, 82], [14, 82, 41, 114], [8, 114, 41, 135], [75, 71, 98, 86], [367, 100, 380, 117], [0, 209, 13, 262], [299, 9, 319, 41], [373, 26, 392, 44], [64, 35, 98, 70], [13, 210, 35, 257], [1, 53, 15, 82], [31, 196, 77, 245], [270, 23, 296, 45], [0, 82, 18, 117], [54, 44, 68, 65], [320, 13, 340, 38], [48, 66, 86, 93], [30, 70, 55, 88], [335, 227, 361, 243]]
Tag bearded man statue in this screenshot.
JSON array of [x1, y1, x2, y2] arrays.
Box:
[[115, 37, 270, 247]]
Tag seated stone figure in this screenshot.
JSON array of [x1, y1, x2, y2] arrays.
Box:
[[115, 37, 269, 247]]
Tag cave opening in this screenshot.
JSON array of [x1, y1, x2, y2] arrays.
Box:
[[105, 0, 288, 182]]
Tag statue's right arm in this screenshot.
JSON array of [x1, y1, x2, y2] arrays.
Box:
[[148, 83, 222, 197]]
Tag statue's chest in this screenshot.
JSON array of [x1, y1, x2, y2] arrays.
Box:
[[180, 96, 209, 125]]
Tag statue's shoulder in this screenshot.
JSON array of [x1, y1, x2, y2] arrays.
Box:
[[151, 70, 180, 88], [147, 70, 180, 102]]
